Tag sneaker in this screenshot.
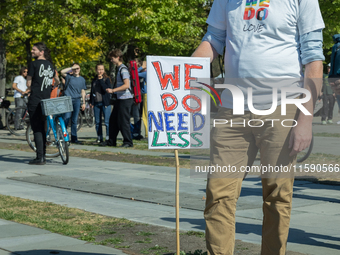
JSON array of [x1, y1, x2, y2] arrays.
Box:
[[321, 120, 327, 125], [327, 119, 333, 124], [337, 120, 340, 125], [96, 139, 103, 143]]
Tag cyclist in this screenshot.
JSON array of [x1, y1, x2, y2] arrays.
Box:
[[12, 67, 28, 130]]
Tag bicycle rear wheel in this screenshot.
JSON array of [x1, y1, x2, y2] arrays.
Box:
[[6, 107, 29, 136], [297, 135, 314, 163], [57, 122, 69, 164], [67, 111, 83, 131], [26, 123, 60, 158], [84, 106, 95, 127]]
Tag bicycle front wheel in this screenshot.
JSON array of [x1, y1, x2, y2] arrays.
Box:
[[6, 107, 29, 136], [26, 123, 60, 158], [57, 122, 69, 165]]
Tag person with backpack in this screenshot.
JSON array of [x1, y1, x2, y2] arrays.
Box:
[[104, 49, 133, 147], [89, 63, 112, 143]]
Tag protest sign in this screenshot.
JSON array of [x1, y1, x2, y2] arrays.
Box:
[[147, 56, 211, 150]]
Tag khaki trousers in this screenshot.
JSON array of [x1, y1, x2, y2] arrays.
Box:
[[205, 104, 298, 255]]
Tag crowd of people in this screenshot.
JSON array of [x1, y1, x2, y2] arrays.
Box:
[[13, 44, 147, 165]]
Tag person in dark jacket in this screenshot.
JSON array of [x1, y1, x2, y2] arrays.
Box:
[[90, 64, 112, 143]]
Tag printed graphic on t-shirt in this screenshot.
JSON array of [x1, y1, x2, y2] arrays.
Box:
[[243, 0, 270, 33], [38, 64, 54, 91]]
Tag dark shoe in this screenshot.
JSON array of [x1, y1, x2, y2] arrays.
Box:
[[132, 135, 144, 140], [72, 140, 83, 145], [100, 140, 116, 147], [28, 158, 46, 165], [121, 143, 133, 148], [96, 139, 103, 143], [99, 141, 108, 147]]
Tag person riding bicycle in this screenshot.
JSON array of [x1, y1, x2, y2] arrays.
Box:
[[12, 67, 28, 130]]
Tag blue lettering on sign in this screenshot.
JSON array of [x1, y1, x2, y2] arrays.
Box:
[[148, 111, 164, 132], [177, 113, 188, 131], [164, 112, 175, 131]]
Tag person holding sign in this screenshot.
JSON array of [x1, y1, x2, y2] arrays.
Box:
[[192, 1, 324, 254], [105, 49, 134, 147]]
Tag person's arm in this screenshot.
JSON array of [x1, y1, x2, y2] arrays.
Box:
[[289, 60, 323, 156], [60, 67, 73, 78], [53, 70, 60, 87], [107, 78, 129, 93], [288, 28, 324, 155], [192, 25, 226, 62], [12, 82, 26, 95], [81, 89, 86, 111], [25, 76, 32, 94]]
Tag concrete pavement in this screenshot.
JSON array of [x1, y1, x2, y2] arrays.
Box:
[[0, 111, 339, 254]]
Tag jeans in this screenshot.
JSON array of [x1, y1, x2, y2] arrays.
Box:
[[64, 98, 81, 142], [14, 97, 27, 129], [93, 102, 111, 140], [321, 94, 335, 121], [336, 95, 340, 110]]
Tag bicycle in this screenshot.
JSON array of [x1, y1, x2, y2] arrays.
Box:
[[6, 95, 30, 136], [26, 114, 70, 164], [84, 93, 95, 127]]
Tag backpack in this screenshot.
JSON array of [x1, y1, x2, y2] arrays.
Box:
[[118, 61, 142, 104], [329, 34, 340, 78]]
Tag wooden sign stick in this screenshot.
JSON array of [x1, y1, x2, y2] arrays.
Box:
[[175, 149, 180, 255]]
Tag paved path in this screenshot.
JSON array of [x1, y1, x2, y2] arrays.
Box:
[[0, 148, 339, 255], [0, 111, 339, 254]]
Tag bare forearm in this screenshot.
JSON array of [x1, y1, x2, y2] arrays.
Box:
[[191, 41, 218, 63], [113, 79, 130, 92], [81, 90, 86, 103], [298, 60, 323, 122], [26, 77, 32, 92], [60, 67, 72, 77]]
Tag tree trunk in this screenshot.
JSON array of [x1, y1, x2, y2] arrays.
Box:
[[25, 38, 32, 67], [0, 29, 6, 127], [0, 29, 6, 98]]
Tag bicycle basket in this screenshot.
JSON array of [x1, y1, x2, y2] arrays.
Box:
[[41, 96, 73, 115]]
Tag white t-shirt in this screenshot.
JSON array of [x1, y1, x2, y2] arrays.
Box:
[[207, 0, 325, 110], [13, 75, 27, 98]]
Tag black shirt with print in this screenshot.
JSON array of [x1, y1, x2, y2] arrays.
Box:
[[27, 59, 55, 110]]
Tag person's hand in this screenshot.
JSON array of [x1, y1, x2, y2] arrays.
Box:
[[81, 103, 86, 111], [98, 74, 103, 79], [329, 78, 340, 95], [288, 120, 312, 156], [106, 88, 114, 94], [89, 103, 93, 108]]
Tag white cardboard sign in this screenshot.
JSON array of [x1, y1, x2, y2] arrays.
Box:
[[147, 56, 210, 149]]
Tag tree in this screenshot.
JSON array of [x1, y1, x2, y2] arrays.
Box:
[[1, 0, 101, 82]]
